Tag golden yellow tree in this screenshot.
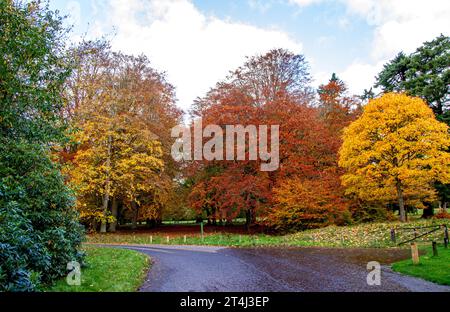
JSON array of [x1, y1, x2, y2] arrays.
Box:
[[69, 114, 164, 231], [62, 41, 181, 232], [339, 93, 450, 222]]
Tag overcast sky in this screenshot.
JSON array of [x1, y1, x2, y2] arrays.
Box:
[[50, 0, 450, 112]]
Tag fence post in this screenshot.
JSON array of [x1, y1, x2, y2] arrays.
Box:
[[444, 225, 449, 249], [411, 243, 419, 265], [200, 221, 204, 242], [432, 241, 438, 257], [183, 235, 187, 243], [390, 228, 396, 243], [150, 235, 153, 244], [166, 236, 170, 244]]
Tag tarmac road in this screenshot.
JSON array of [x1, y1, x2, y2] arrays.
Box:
[[104, 244, 450, 292]]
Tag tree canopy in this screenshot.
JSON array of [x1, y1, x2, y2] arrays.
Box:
[[375, 35, 450, 119], [339, 93, 450, 222]]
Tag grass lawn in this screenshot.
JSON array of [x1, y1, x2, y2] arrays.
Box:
[[392, 245, 450, 286], [87, 219, 449, 249], [46, 246, 149, 292]]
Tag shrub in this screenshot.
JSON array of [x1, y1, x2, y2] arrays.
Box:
[[0, 142, 85, 291], [268, 177, 350, 232], [351, 204, 396, 223], [0, 1, 84, 291], [434, 211, 450, 219]]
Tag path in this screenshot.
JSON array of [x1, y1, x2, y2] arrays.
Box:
[[103, 244, 450, 292]]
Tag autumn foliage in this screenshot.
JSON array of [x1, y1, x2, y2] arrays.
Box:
[[339, 93, 450, 222], [186, 50, 360, 229], [63, 44, 449, 232], [63, 41, 181, 231]]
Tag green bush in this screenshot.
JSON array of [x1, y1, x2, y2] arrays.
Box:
[[0, 142, 85, 291], [0, 204, 47, 291], [0, 1, 84, 291], [351, 204, 396, 223]]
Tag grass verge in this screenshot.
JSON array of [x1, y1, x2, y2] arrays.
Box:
[[391, 245, 450, 286], [87, 219, 449, 249], [46, 246, 149, 292]]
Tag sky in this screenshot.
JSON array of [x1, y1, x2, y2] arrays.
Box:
[[49, 0, 450, 112]]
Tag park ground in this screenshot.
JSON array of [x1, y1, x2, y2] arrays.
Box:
[[46, 246, 149, 292], [46, 218, 450, 291]]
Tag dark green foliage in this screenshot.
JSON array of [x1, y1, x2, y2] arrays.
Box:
[[375, 35, 450, 117], [360, 87, 375, 102], [351, 204, 395, 223], [0, 1, 84, 291]]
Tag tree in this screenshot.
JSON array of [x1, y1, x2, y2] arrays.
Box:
[[317, 73, 361, 133], [375, 35, 449, 118], [187, 50, 353, 228], [375, 35, 450, 216], [360, 88, 375, 102], [188, 49, 314, 227], [69, 114, 165, 231], [191, 48, 312, 117], [268, 173, 349, 231], [64, 42, 181, 232], [339, 93, 450, 222], [0, 0, 84, 290]]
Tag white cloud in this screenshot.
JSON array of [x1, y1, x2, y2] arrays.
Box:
[[339, 60, 385, 95], [291, 0, 450, 95], [343, 0, 450, 94], [342, 0, 450, 60], [88, 0, 303, 112], [289, 0, 324, 7], [65, 0, 81, 28], [315, 35, 335, 47]]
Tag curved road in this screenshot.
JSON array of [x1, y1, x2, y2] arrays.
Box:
[[104, 244, 450, 292]]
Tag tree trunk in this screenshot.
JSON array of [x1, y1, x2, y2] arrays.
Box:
[[100, 192, 109, 233], [396, 181, 406, 222], [92, 219, 98, 232], [109, 198, 118, 232], [100, 135, 112, 233], [131, 201, 138, 230], [245, 209, 256, 230], [440, 201, 448, 213], [421, 202, 434, 219]]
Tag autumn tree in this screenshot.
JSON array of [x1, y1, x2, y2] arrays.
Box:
[[191, 48, 312, 117], [317, 73, 361, 132], [65, 41, 181, 232], [264, 98, 352, 229], [269, 174, 349, 231], [339, 93, 450, 222], [69, 115, 165, 231], [375, 35, 450, 216], [187, 49, 315, 226], [187, 49, 353, 228]]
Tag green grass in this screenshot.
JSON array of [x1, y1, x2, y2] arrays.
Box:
[[88, 232, 285, 247], [46, 246, 149, 292], [87, 219, 449, 249], [392, 245, 450, 286]]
